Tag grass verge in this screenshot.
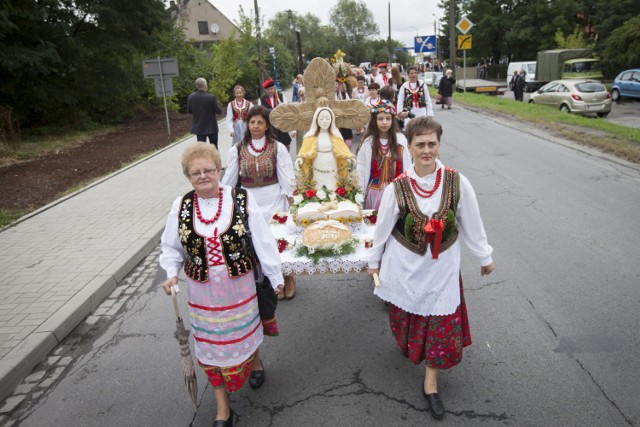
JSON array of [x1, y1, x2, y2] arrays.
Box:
[[429, 87, 640, 163], [0, 208, 29, 228]]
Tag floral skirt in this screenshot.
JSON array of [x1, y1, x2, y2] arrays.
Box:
[[199, 353, 255, 393], [262, 317, 279, 336], [388, 279, 471, 369]]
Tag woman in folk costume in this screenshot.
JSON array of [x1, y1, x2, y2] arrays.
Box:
[[225, 85, 251, 145], [296, 107, 354, 192], [160, 142, 284, 427], [397, 66, 434, 123], [356, 100, 411, 210], [221, 106, 298, 300], [366, 116, 494, 421], [351, 75, 369, 102]]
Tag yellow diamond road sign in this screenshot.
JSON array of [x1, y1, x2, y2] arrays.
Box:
[[456, 17, 474, 34]]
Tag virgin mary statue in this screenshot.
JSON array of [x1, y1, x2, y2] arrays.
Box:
[[295, 107, 355, 191]]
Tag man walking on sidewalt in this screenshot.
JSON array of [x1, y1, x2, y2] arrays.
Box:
[[187, 78, 223, 148]]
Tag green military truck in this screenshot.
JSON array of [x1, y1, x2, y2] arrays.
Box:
[[536, 48, 603, 84]]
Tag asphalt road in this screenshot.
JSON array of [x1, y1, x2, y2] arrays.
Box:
[[7, 106, 640, 426]]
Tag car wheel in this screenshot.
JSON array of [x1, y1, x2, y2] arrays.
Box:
[[559, 104, 570, 113], [611, 89, 620, 101], [597, 112, 610, 118]]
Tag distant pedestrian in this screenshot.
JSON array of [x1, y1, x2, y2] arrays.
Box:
[[438, 69, 456, 110], [258, 78, 292, 148], [292, 74, 304, 103], [509, 70, 518, 92], [352, 75, 370, 102], [187, 78, 223, 148], [225, 85, 251, 145], [514, 70, 526, 102]]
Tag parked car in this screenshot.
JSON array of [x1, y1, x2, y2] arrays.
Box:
[[424, 71, 443, 88], [611, 69, 640, 101], [529, 80, 612, 117]]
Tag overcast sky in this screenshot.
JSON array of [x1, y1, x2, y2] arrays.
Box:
[[208, 0, 443, 49]]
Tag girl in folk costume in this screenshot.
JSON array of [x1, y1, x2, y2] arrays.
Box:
[[220, 106, 298, 300], [366, 117, 494, 421], [225, 85, 251, 145], [397, 66, 434, 123], [356, 100, 411, 210], [364, 82, 381, 109], [160, 142, 285, 426]]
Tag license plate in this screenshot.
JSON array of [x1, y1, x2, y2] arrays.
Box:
[[586, 104, 604, 110]]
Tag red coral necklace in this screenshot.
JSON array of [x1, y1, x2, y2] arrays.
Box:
[[194, 188, 224, 224], [410, 168, 442, 198], [248, 138, 268, 153]]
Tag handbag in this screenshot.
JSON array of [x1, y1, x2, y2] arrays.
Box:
[[435, 93, 443, 105], [231, 186, 278, 321]]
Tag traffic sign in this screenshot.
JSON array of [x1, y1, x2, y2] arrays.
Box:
[[458, 35, 472, 50], [456, 17, 474, 34], [142, 57, 179, 78], [414, 35, 436, 53]]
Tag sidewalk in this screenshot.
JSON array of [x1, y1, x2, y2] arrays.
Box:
[[0, 125, 236, 401]]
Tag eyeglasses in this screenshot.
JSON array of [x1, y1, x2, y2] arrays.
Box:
[[188, 168, 217, 179]]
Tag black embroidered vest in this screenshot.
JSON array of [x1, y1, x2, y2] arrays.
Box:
[[391, 167, 460, 257], [238, 140, 278, 188], [178, 189, 255, 282], [403, 83, 427, 109]]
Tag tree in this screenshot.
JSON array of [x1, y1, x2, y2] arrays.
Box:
[[602, 15, 640, 76], [554, 25, 593, 48], [329, 0, 379, 64]]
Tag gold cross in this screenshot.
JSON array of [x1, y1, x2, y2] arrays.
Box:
[[270, 58, 371, 132]]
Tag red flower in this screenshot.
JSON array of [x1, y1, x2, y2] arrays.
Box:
[[304, 189, 316, 199], [272, 213, 288, 224], [368, 215, 377, 224], [277, 239, 288, 253], [335, 187, 347, 197]]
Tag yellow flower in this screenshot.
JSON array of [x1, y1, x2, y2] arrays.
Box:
[[301, 218, 309, 227], [178, 224, 191, 243], [232, 223, 246, 237], [337, 218, 344, 223]]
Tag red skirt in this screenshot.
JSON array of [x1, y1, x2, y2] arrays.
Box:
[[199, 353, 255, 393], [388, 278, 471, 369]]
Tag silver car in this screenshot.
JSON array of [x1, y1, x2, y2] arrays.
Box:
[[529, 80, 612, 117]]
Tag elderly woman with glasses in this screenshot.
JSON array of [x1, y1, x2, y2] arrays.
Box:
[[159, 142, 284, 427]]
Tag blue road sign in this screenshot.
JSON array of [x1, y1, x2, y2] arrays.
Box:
[[414, 36, 436, 53]]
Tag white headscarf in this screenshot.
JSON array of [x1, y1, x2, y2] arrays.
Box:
[[303, 107, 343, 140]]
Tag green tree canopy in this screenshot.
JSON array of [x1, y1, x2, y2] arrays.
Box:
[[602, 15, 640, 75], [329, 0, 379, 64]]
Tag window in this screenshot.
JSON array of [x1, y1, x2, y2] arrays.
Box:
[[575, 82, 605, 93], [198, 21, 209, 35]]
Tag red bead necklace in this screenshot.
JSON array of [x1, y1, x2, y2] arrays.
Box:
[[194, 188, 224, 224], [248, 138, 268, 153], [410, 168, 442, 198]]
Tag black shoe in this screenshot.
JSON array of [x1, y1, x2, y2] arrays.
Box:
[[423, 390, 445, 420], [249, 369, 266, 389], [212, 409, 235, 427]]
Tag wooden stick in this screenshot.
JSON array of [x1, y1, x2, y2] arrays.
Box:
[[373, 272, 381, 288]]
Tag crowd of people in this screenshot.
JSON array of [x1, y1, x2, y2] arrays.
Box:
[[164, 59, 493, 425]]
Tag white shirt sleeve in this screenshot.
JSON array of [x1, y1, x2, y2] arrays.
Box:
[[220, 145, 239, 187], [225, 103, 234, 133], [246, 194, 285, 287], [424, 86, 434, 117], [365, 184, 400, 269], [456, 173, 493, 266], [396, 83, 406, 111], [397, 133, 412, 169], [356, 137, 372, 192], [276, 142, 295, 197], [159, 197, 186, 279]]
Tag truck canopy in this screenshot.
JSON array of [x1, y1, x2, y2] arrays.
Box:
[[536, 49, 595, 82]]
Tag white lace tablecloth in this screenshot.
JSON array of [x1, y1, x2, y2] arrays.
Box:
[[269, 218, 375, 276]]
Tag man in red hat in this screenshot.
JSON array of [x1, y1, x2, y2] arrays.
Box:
[[258, 79, 292, 147], [378, 63, 391, 86]]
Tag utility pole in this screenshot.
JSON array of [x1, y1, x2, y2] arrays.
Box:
[[296, 30, 303, 74], [387, 1, 392, 64], [449, 0, 456, 73], [254, 0, 265, 82]]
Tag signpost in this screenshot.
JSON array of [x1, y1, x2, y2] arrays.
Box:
[[142, 57, 179, 135], [414, 36, 437, 54], [455, 17, 474, 92], [268, 47, 281, 92]]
